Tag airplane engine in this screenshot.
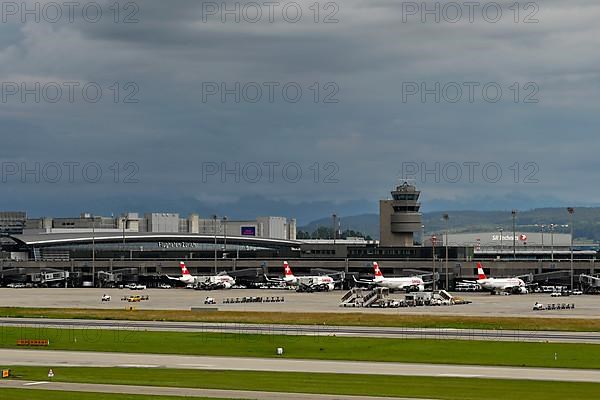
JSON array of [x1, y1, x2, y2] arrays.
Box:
[[222, 282, 232, 289], [327, 283, 335, 291], [519, 287, 528, 294]]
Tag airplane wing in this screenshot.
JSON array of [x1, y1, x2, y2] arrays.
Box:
[[516, 273, 534, 282], [352, 276, 377, 289], [263, 274, 284, 283], [501, 285, 528, 294], [296, 282, 314, 292], [197, 281, 222, 290], [352, 275, 374, 285]]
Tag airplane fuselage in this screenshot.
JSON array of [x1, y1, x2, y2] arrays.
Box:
[[477, 277, 525, 292], [297, 275, 335, 291], [374, 277, 424, 291]]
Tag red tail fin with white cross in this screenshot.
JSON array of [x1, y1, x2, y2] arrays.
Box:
[[373, 262, 384, 280], [477, 262, 487, 280], [180, 261, 191, 277], [283, 261, 294, 278]]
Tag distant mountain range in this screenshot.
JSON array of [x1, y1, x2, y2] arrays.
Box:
[[299, 207, 600, 241]]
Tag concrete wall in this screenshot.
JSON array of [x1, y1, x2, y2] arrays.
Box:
[[145, 213, 180, 233]]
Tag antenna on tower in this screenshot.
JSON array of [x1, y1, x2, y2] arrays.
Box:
[[395, 175, 417, 189], [396, 173, 416, 185]]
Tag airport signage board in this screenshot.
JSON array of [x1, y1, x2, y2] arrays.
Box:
[[449, 232, 572, 246], [491, 234, 523, 242], [241, 226, 256, 236], [158, 242, 201, 249]]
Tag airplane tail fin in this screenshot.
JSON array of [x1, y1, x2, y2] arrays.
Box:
[[283, 261, 294, 278], [180, 261, 191, 277], [373, 262, 384, 280], [476, 262, 487, 280]]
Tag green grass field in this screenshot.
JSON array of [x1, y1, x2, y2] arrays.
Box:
[[6, 366, 600, 400], [2, 306, 600, 331], [2, 325, 600, 369], [0, 389, 226, 400]]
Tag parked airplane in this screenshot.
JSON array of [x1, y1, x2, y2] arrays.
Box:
[[355, 262, 424, 292], [471, 262, 527, 294], [265, 261, 335, 291], [167, 261, 236, 290]]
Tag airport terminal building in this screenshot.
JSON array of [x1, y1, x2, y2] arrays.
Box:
[[1, 182, 599, 289]]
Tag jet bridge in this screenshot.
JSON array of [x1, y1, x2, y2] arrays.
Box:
[[30, 269, 70, 286], [580, 274, 600, 294]]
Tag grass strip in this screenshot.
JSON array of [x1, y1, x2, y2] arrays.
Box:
[[1, 307, 600, 332], [1, 326, 600, 368], [6, 366, 600, 400], [0, 388, 227, 399]]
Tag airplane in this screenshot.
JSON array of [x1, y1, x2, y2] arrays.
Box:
[[167, 261, 236, 290], [470, 262, 527, 294], [265, 261, 336, 292], [355, 262, 425, 292]]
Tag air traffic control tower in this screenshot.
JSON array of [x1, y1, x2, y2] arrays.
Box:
[[379, 181, 422, 246]]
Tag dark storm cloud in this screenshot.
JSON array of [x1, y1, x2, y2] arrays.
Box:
[[1, 0, 600, 219]]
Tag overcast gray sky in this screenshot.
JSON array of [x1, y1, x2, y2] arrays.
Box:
[[0, 0, 598, 222]]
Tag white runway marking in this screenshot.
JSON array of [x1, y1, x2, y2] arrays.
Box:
[[176, 363, 216, 368], [23, 381, 49, 386], [437, 374, 482, 378], [118, 364, 159, 368]]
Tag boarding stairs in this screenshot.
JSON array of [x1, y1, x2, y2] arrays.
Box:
[[340, 287, 391, 307], [436, 290, 454, 303], [361, 289, 380, 307]]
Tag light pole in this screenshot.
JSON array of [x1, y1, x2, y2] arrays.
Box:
[[550, 223, 555, 261], [92, 215, 96, 287], [213, 215, 218, 274], [498, 227, 503, 256], [122, 214, 127, 257], [332, 213, 337, 246], [540, 224, 545, 250], [512, 210, 517, 259], [222, 216, 228, 258], [567, 207, 575, 289], [443, 214, 449, 290], [431, 234, 437, 291]]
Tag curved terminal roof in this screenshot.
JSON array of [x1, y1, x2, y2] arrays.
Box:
[[9, 232, 301, 249]]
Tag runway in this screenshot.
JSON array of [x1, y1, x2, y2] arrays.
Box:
[[3, 317, 600, 343], [0, 380, 421, 400], [1, 349, 600, 383]]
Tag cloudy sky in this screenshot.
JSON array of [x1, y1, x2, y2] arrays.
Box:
[[1, 0, 599, 222]]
